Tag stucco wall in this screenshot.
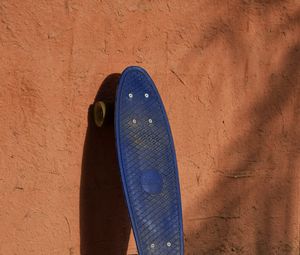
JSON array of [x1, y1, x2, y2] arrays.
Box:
[[0, 0, 299, 254]]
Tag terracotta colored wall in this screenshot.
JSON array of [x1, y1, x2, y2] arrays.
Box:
[[0, 1, 299, 254]]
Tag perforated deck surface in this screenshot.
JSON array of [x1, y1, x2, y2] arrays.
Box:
[[115, 67, 183, 255]]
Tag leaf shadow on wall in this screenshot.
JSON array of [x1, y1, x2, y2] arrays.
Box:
[[177, 3, 300, 254], [186, 43, 300, 254], [80, 74, 131, 255]]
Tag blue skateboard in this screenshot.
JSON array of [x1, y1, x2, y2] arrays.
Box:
[[94, 66, 184, 254]]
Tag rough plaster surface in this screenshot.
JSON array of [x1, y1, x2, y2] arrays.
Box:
[[0, 0, 299, 254]]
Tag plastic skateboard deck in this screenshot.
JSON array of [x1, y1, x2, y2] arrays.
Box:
[[115, 66, 184, 255]]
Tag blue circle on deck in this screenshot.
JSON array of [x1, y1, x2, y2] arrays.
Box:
[[141, 170, 163, 194]]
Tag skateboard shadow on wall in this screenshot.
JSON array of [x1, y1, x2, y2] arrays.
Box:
[[80, 74, 131, 255]]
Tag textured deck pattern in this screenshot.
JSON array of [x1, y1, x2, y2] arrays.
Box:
[[115, 67, 183, 254]]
